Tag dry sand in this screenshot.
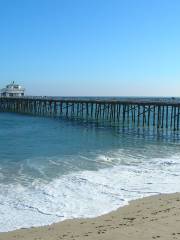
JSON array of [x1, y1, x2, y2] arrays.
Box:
[[0, 193, 180, 240]]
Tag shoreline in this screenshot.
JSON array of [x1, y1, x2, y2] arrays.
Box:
[[0, 193, 180, 240]]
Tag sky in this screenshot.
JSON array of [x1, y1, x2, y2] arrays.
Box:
[[0, 0, 180, 96]]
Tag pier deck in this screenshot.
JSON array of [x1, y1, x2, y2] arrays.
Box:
[[0, 97, 180, 130]]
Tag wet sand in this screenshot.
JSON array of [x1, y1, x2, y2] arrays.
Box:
[[0, 193, 180, 240]]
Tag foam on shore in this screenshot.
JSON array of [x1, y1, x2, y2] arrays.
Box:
[[0, 153, 180, 232], [1, 193, 180, 240]]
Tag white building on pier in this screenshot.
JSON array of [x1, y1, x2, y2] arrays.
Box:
[[0, 82, 25, 97]]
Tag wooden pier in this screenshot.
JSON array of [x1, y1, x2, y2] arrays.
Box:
[[1, 97, 180, 130]]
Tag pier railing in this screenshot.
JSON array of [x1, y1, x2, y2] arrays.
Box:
[[0, 97, 180, 130]]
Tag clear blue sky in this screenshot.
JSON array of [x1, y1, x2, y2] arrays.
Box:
[[0, 0, 180, 96]]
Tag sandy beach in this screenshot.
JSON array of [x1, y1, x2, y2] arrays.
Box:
[[0, 193, 180, 240]]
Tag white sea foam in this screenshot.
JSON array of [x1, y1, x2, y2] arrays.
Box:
[[0, 153, 180, 232]]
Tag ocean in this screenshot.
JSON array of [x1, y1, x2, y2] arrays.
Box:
[[0, 110, 180, 232]]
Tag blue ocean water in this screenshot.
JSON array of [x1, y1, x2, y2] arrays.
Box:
[[0, 112, 180, 232]]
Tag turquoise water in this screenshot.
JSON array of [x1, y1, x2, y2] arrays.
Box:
[[0, 112, 180, 231]]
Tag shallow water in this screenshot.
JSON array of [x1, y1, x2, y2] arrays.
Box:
[[0, 112, 180, 232]]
